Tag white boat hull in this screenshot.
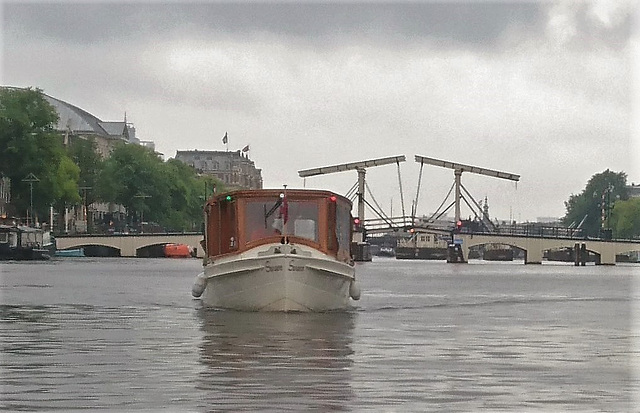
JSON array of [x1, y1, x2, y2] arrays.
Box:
[[194, 244, 358, 312]]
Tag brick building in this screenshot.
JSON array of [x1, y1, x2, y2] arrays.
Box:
[[175, 150, 262, 190]]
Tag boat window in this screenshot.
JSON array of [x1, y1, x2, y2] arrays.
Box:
[[21, 232, 37, 247], [245, 200, 284, 242], [293, 219, 316, 240], [287, 201, 318, 242], [0, 232, 7, 243], [244, 199, 319, 243]]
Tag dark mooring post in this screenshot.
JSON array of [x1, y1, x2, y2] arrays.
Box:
[[447, 243, 466, 263], [574, 243, 587, 266]]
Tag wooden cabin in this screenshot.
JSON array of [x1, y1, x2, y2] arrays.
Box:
[[203, 189, 353, 263]]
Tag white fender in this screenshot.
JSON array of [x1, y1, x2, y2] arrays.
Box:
[[191, 272, 208, 298], [349, 280, 361, 301]]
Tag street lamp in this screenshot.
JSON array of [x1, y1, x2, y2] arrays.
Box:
[[79, 186, 92, 233], [22, 173, 39, 227], [134, 193, 151, 233]]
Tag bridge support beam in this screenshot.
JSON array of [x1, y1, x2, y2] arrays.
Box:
[[598, 243, 616, 265], [522, 237, 543, 264], [447, 243, 466, 263]]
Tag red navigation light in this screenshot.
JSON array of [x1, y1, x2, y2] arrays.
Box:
[[353, 218, 360, 225], [409, 228, 415, 233], [456, 220, 462, 228], [329, 195, 337, 202]]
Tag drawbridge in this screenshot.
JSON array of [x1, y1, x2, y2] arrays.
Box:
[[300, 154, 640, 265]]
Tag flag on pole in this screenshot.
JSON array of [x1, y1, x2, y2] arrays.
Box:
[[222, 132, 228, 144], [280, 194, 288, 224], [242, 144, 250, 152]]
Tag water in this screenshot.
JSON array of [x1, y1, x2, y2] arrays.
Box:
[[1, 257, 638, 411]]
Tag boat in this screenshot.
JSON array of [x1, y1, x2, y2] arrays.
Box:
[[0, 225, 51, 260], [377, 246, 395, 257], [164, 243, 194, 258], [191, 189, 361, 312], [395, 231, 448, 260], [483, 243, 514, 261], [54, 248, 85, 257], [616, 251, 640, 263], [42, 230, 56, 256]]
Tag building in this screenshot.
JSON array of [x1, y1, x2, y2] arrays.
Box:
[[38, 91, 151, 232], [41, 93, 140, 158], [175, 150, 263, 190], [628, 183, 640, 199], [2, 87, 156, 232]]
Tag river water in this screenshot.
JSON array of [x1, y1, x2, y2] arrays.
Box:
[[1, 257, 638, 411]]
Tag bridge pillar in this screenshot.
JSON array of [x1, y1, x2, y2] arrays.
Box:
[[522, 238, 543, 264], [446, 243, 466, 263], [597, 243, 616, 265]]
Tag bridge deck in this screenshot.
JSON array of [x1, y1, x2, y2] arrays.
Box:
[[55, 233, 205, 258]]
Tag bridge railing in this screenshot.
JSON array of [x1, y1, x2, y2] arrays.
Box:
[[364, 216, 455, 235], [364, 217, 586, 240], [55, 231, 204, 238], [457, 224, 584, 239]]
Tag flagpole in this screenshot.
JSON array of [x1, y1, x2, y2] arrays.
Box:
[[223, 131, 229, 152], [282, 184, 288, 243]]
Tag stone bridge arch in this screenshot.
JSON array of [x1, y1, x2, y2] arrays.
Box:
[[457, 234, 627, 265], [55, 233, 204, 257]]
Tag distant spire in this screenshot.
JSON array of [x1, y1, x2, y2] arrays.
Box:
[[483, 196, 489, 219], [124, 111, 127, 124]]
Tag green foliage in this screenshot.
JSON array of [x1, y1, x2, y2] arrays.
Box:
[[1, 86, 226, 232], [97, 143, 166, 224], [67, 136, 102, 206], [0, 87, 79, 220], [610, 198, 640, 239], [562, 170, 628, 237], [96, 143, 225, 231], [53, 156, 81, 206]]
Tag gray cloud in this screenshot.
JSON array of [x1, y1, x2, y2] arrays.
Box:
[[6, 2, 544, 46]]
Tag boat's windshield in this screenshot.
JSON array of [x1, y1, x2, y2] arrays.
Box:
[[245, 199, 319, 244]]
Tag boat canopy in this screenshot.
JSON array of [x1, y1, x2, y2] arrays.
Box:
[[203, 189, 353, 262]]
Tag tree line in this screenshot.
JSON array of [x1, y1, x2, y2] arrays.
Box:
[[0, 87, 224, 233], [562, 169, 640, 239]]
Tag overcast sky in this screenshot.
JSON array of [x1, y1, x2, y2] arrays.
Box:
[[2, 1, 637, 222]]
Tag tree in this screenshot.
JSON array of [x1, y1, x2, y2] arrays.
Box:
[[66, 136, 103, 230], [562, 169, 628, 238], [0, 87, 80, 222], [159, 159, 224, 231], [96, 143, 225, 232], [67, 136, 103, 204], [96, 142, 167, 229], [610, 198, 640, 239]]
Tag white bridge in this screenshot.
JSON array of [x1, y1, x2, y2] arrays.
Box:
[[455, 232, 640, 265], [364, 217, 640, 265], [55, 233, 204, 258]]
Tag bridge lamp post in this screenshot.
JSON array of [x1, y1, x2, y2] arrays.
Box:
[[134, 193, 151, 233], [22, 173, 39, 227], [79, 186, 92, 233]]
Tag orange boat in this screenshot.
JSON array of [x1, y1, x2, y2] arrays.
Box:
[[163, 243, 194, 258]]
